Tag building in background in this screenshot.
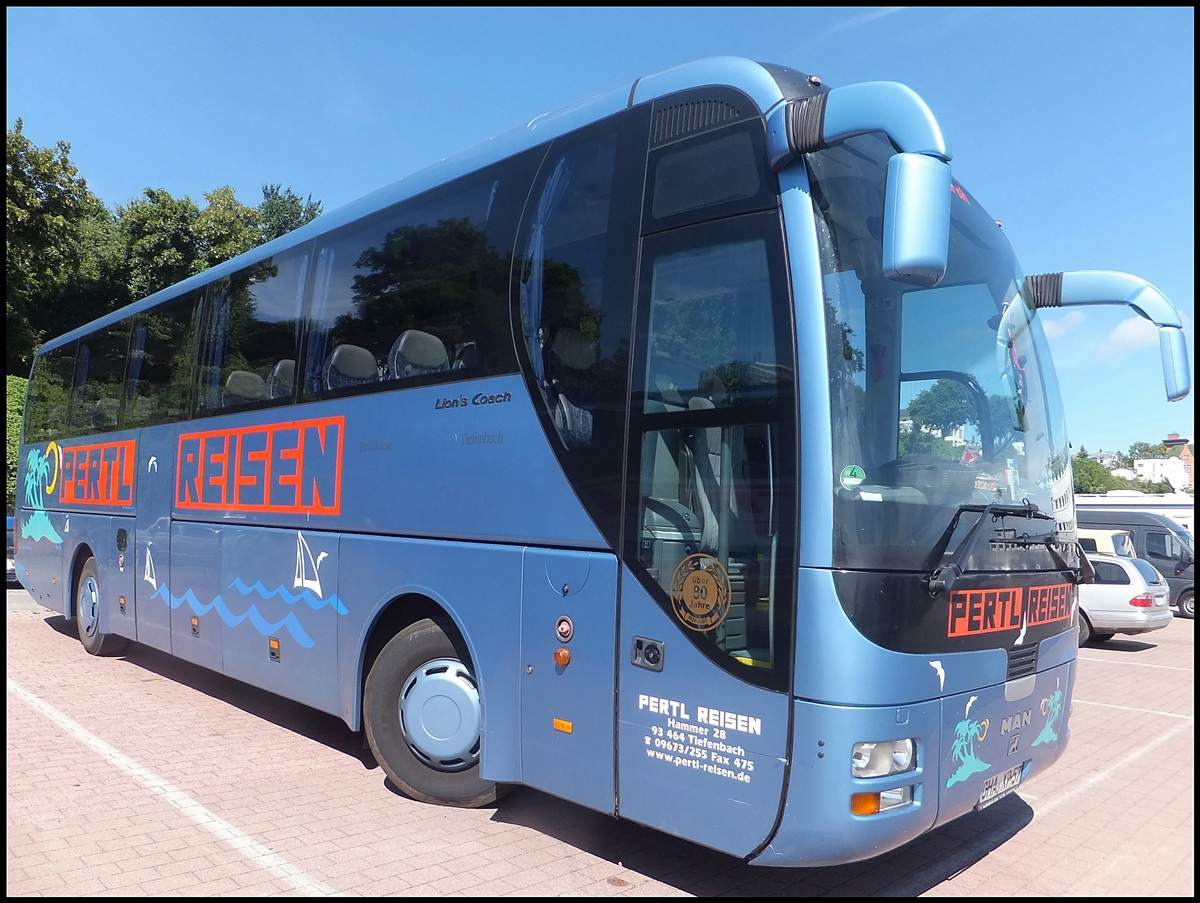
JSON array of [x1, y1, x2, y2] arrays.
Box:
[[1134, 433, 1195, 492]]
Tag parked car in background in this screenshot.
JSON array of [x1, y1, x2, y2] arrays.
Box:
[[6, 516, 16, 586], [1076, 509, 1194, 619], [1077, 528, 1136, 558], [1077, 553, 1173, 645]]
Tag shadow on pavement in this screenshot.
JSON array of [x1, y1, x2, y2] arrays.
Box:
[[41, 612, 378, 770]]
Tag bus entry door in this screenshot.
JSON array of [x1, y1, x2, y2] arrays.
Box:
[[519, 548, 619, 815]]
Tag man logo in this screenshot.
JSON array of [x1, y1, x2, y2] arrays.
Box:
[[1001, 710, 1032, 734]]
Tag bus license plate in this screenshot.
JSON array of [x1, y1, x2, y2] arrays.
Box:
[[976, 762, 1025, 809]]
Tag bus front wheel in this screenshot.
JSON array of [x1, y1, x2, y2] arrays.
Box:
[[364, 618, 501, 808], [75, 557, 127, 657], [1176, 590, 1194, 620]]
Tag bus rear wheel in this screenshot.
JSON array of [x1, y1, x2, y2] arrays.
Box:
[[75, 557, 127, 657], [364, 617, 501, 808]]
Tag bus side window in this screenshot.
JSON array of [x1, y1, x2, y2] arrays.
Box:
[[303, 170, 511, 401], [126, 292, 201, 427], [198, 250, 308, 415], [24, 343, 78, 443], [76, 323, 131, 435]]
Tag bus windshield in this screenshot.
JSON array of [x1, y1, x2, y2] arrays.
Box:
[[809, 134, 1071, 572]]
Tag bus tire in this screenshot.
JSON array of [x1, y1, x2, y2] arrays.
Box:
[[1176, 590, 1194, 620], [364, 618, 501, 808], [75, 557, 127, 657]]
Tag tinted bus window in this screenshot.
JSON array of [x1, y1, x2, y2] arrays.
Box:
[[304, 172, 505, 400], [516, 113, 646, 541], [196, 249, 310, 415], [76, 323, 131, 434], [24, 343, 78, 443], [126, 291, 203, 427]]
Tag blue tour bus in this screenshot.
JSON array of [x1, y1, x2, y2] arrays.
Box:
[[15, 57, 1191, 866]]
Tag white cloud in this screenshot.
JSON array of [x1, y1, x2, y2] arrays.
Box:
[[1039, 309, 1086, 341], [1098, 315, 1159, 355], [825, 7, 907, 35]]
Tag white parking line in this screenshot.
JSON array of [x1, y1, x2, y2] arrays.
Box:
[[7, 678, 341, 897], [1071, 698, 1193, 720], [1076, 655, 1193, 672], [1030, 719, 1192, 817]]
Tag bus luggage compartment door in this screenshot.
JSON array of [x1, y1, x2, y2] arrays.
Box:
[[519, 548, 619, 815]]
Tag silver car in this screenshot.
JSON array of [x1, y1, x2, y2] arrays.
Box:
[[1077, 553, 1173, 645]]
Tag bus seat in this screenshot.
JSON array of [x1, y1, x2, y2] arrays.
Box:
[[452, 341, 478, 370], [684, 397, 721, 551], [91, 397, 121, 430], [389, 330, 450, 379], [647, 349, 700, 410], [222, 370, 267, 406], [547, 327, 597, 449], [685, 381, 753, 552], [549, 327, 598, 377], [267, 359, 296, 399], [323, 344, 380, 390], [125, 395, 154, 426]]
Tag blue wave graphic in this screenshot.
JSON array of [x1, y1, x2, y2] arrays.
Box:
[[151, 584, 319, 648], [226, 577, 349, 614]]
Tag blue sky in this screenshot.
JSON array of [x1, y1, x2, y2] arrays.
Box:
[[7, 7, 1194, 456]]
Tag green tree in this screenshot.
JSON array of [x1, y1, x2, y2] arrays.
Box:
[[907, 380, 974, 436], [118, 188, 204, 302], [6, 119, 107, 374], [1124, 441, 1168, 467], [6, 375, 29, 513], [899, 425, 962, 460], [259, 184, 322, 242], [196, 185, 261, 268], [8, 121, 324, 375], [49, 208, 132, 340], [1072, 452, 1125, 493]]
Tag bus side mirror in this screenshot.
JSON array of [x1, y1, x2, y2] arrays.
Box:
[[767, 82, 951, 287], [1024, 270, 1192, 402], [882, 152, 950, 287]]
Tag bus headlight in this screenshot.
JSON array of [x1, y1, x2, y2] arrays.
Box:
[[852, 738, 916, 778]]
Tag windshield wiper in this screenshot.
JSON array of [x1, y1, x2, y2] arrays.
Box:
[[925, 499, 1055, 595]]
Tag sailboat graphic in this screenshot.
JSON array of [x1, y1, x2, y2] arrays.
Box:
[[143, 545, 157, 590], [294, 532, 328, 597]]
